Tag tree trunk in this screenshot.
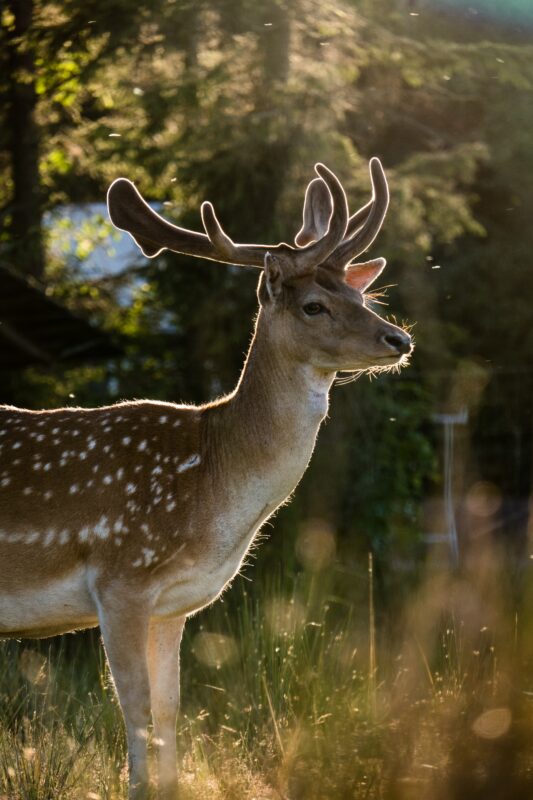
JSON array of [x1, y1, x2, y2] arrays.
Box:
[[6, 0, 44, 279]]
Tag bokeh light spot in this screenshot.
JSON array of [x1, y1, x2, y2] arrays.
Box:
[[19, 649, 48, 685], [295, 519, 336, 572], [466, 481, 502, 518], [472, 707, 511, 739], [265, 596, 306, 637], [192, 632, 238, 669]]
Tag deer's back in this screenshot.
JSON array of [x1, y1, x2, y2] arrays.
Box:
[[0, 401, 204, 594]]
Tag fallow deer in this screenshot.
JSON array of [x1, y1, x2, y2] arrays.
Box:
[[0, 158, 412, 799]]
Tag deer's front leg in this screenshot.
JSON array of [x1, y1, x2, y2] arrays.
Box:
[[95, 590, 153, 799], [147, 615, 185, 800]]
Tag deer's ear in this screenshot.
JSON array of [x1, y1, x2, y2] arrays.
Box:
[[264, 252, 284, 301], [344, 257, 386, 293]]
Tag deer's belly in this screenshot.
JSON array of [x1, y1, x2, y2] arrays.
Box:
[[0, 568, 97, 638]]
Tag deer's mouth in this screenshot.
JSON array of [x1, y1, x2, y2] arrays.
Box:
[[376, 353, 409, 363]]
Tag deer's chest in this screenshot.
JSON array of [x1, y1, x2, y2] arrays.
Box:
[[154, 432, 317, 616]]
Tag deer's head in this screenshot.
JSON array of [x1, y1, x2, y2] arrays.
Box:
[[107, 159, 412, 375]]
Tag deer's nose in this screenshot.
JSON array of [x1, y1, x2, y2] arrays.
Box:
[[380, 330, 412, 355]]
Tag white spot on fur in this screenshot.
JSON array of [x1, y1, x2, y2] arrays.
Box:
[[138, 440, 147, 451], [122, 436, 131, 446], [159, 415, 168, 423], [87, 438, 96, 450], [12, 441, 21, 449], [59, 530, 70, 545], [125, 483, 136, 495], [94, 515, 110, 539], [33, 462, 42, 471], [177, 454, 201, 473], [103, 475, 112, 485], [1, 477, 10, 488], [116, 467, 124, 480], [43, 530, 55, 547], [152, 466, 162, 476], [79, 527, 89, 542], [142, 547, 156, 566], [166, 500, 176, 512], [79, 451, 87, 460], [69, 484, 79, 494], [44, 463, 51, 471]]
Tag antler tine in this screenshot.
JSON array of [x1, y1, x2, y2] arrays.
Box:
[[345, 197, 374, 240], [295, 163, 349, 270], [328, 158, 389, 269], [108, 179, 216, 260], [107, 178, 270, 269], [296, 179, 373, 249], [294, 177, 333, 247]]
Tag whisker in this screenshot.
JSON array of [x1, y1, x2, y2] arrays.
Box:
[[335, 352, 411, 387]]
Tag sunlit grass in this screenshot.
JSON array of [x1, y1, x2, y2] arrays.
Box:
[[3, 545, 533, 799]]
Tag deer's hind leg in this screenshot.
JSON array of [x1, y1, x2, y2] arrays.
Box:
[[94, 587, 154, 799], [147, 615, 185, 800]]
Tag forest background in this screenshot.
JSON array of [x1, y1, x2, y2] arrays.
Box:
[[1, 1, 533, 797]]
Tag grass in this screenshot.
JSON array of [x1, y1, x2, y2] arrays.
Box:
[[3, 537, 533, 800]]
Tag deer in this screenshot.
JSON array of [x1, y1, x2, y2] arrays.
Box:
[[0, 157, 412, 799]]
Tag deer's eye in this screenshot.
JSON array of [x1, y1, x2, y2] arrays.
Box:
[[303, 302, 326, 316]]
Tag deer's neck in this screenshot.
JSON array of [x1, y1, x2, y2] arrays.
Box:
[[206, 312, 334, 503]]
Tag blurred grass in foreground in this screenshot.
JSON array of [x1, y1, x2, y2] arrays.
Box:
[[2, 534, 533, 799]]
